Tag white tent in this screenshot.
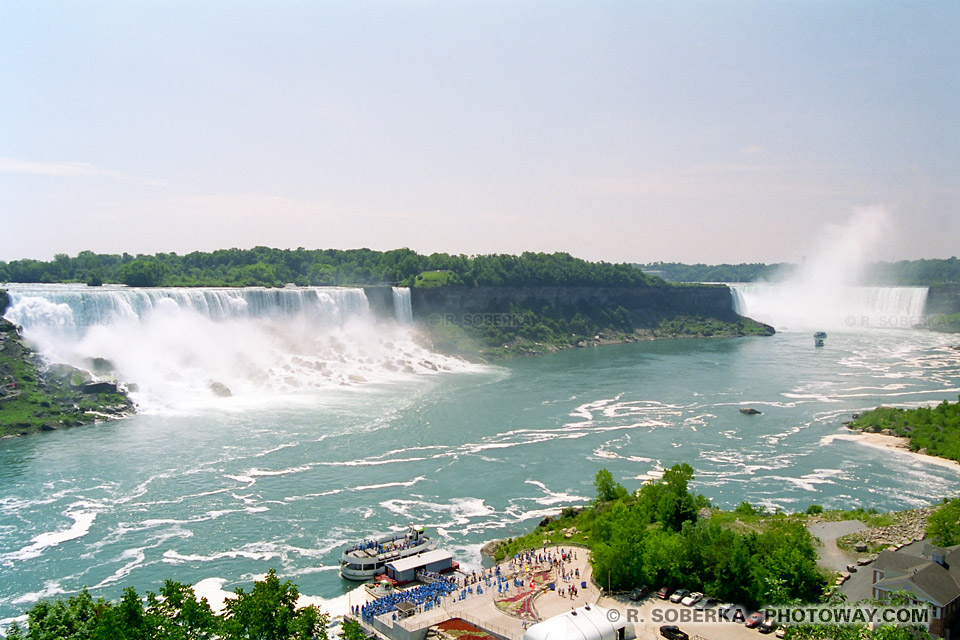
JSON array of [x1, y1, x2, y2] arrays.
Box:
[[523, 605, 635, 640]]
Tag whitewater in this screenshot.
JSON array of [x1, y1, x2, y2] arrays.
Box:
[[3, 284, 471, 410], [2, 281, 960, 624]]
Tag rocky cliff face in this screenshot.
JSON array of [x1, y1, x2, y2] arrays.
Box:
[[361, 285, 395, 319], [410, 284, 738, 324], [926, 284, 960, 315], [0, 289, 8, 316]]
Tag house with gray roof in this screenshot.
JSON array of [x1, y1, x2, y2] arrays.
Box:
[[872, 544, 960, 637]]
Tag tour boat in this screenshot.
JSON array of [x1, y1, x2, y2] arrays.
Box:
[[339, 526, 435, 581]]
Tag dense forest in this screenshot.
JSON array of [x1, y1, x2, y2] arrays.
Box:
[[847, 397, 960, 462], [640, 258, 960, 285], [0, 248, 660, 289]]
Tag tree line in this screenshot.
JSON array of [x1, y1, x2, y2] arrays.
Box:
[[3, 569, 369, 640], [0, 248, 661, 289], [640, 258, 960, 286]]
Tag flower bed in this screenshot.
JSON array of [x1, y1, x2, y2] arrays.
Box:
[[435, 618, 498, 640]]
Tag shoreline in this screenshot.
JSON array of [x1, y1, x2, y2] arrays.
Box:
[[837, 427, 960, 471], [428, 325, 774, 363]]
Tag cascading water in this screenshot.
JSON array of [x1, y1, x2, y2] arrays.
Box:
[[2, 284, 468, 409], [730, 283, 929, 331], [391, 287, 413, 324]]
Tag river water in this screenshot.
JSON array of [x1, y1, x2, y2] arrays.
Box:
[[1, 285, 960, 622]]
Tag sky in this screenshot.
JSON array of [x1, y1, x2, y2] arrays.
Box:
[[1, 1, 958, 264]]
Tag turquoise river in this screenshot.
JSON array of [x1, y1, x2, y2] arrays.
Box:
[[1, 284, 959, 623]]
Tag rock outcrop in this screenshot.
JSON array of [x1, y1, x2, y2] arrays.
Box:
[[0, 315, 135, 437], [837, 506, 935, 555], [209, 381, 232, 397]]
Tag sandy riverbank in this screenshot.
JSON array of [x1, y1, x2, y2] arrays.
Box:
[[828, 428, 960, 471]]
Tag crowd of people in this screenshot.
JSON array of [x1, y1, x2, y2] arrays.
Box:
[[352, 546, 586, 626], [355, 579, 458, 622], [349, 533, 423, 556]]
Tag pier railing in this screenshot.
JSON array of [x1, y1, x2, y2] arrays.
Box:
[[446, 609, 521, 640], [392, 608, 520, 640]]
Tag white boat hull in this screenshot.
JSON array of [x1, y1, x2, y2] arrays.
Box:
[[338, 528, 436, 581]]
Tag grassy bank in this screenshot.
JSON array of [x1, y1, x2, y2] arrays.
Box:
[[846, 397, 960, 462], [0, 317, 133, 437], [420, 302, 774, 360]]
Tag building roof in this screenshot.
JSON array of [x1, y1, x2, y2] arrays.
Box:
[[523, 606, 633, 640], [873, 546, 960, 607], [386, 549, 453, 573]]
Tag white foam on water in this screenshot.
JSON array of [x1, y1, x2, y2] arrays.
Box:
[[91, 548, 147, 589], [0, 508, 98, 565], [3, 284, 485, 411], [523, 480, 587, 506], [353, 476, 426, 492], [296, 583, 370, 619], [163, 547, 278, 564], [9, 581, 66, 606], [193, 577, 234, 614], [378, 497, 494, 527]]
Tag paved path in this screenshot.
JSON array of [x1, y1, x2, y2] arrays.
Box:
[[806, 520, 867, 572]]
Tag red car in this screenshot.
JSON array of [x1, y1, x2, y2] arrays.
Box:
[[657, 587, 674, 600], [745, 612, 765, 628]]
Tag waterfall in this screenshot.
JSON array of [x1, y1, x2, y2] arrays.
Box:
[[2, 284, 468, 409], [391, 287, 413, 324], [4, 284, 370, 334], [730, 283, 929, 331]]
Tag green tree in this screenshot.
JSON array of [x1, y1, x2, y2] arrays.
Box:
[[221, 569, 327, 640], [928, 498, 960, 546], [594, 469, 628, 503], [144, 581, 219, 639], [120, 260, 166, 287], [341, 619, 366, 640], [15, 588, 105, 640]]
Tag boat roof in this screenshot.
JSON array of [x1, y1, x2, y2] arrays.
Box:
[[386, 549, 452, 573]]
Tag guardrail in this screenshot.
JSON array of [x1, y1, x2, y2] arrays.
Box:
[[447, 609, 521, 640]]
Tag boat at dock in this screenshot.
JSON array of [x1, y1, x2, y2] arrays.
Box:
[[339, 525, 436, 581]]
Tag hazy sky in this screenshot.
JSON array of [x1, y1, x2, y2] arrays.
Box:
[[2, 1, 958, 264]]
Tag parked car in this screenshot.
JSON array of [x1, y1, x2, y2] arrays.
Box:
[[660, 626, 689, 640], [681, 591, 703, 607], [657, 587, 674, 600], [745, 612, 765, 629], [760, 618, 778, 634], [669, 589, 690, 604], [723, 604, 750, 623], [630, 585, 650, 601], [694, 597, 718, 611]]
